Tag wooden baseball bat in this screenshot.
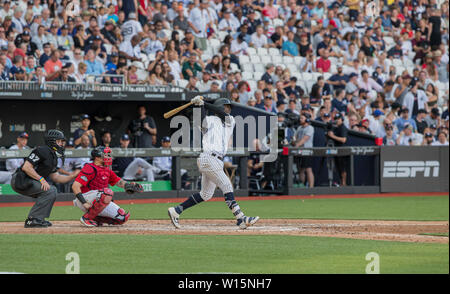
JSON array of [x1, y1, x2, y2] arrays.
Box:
[[163, 96, 203, 119]]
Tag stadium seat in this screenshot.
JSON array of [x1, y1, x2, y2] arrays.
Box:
[[257, 48, 269, 56], [217, 31, 229, 41], [287, 64, 298, 73], [201, 53, 212, 62], [250, 55, 261, 63], [253, 71, 264, 80], [272, 55, 282, 65], [136, 69, 149, 81], [247, 47, 257, 56], [260, 55, 272, 65], [247, 80, 257, 93], [302, 72, 314, 81], [177, 79, 189, 88], [294, 56, 303, 66], [230, 63, 239, 72], [269, 48, 281, 56], [239, 55, 250, 65], [104, 43, 113, 55], [283, 56, 294, 64], [392, 59, 403, 67], [242, 72, 253, 80], [209, 38, 221, 54], [323, 73, 332, 80], [132, 61, 145, 70], [241, 63, 253, 72]]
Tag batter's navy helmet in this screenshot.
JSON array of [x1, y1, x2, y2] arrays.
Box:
[[213, 98, 232, 111]]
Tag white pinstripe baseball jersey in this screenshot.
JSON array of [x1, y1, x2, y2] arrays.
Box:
[[202, 115, 235, 157]]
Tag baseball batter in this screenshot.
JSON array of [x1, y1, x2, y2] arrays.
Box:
[[72, 146, 143, 227], [168, 96, 260, 229]]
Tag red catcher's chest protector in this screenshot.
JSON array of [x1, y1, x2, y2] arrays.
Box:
[[85, 163, 111, 191]]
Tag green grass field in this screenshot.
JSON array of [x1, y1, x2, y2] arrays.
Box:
[[0, 195, 448, 274]]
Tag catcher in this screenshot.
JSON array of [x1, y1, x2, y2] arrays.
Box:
[[71, 146, 143, 227]]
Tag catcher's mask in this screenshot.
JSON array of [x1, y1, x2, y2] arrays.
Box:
[[91, 146, 113, 169], [44, 129, 66, 158], [100, 188, 114, 197]]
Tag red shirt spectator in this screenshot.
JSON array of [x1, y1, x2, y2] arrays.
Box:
[[316, 56, 331, 73]]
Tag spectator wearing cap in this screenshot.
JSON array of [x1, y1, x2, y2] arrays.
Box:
[[5, 132, 30, 174], [327, 65, 348, 91], [17, 30, 38, 56], [327, 112, 349, 186], [387, 40, 404, 59], [121, 12, 143, 43], [73, 114, 97, 147], [218, 9, 240, 33], [358, 70, 383, 94], [402, 80, 428, 119], [424, 107, 441, 128], [0, 1, 13, 21], [285, 76, 304, 98], [394, 107, 417, 133], [101, 21, 118, 45], [414, 109, 429, 134], [259, 94, 277, 114], [45, 24, 59, 50], [55, 24, 73, 52], [422, 131, 436, 146], [182, 52, 204, 80], [173, 4, 189, 31], [54, 63, 76, 82]]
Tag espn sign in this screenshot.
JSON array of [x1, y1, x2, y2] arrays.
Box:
[[383, 161, 439, 178], [380, 146, 448, 193]]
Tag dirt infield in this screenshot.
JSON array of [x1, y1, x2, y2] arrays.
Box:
[[0, 219, 448, 243]]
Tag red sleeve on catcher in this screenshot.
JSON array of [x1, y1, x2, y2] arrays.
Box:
[[75, 164, 96, 186], [108, 169, 121, 186]]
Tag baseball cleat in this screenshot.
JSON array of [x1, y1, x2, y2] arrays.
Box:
[[80, 216, 99, 227], [43, 220, 52, 227], [168, 207, 181, 229], [237, 216, 260, 229], [24, 217, 48, 228]]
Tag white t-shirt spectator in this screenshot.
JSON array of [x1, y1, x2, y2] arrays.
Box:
[[397, 133, 422, 146], [402, 90, 428, 119], [188, 7, 210, 38], [121, 19, 143, 42], [230, 39, 248, 56], [431, 140, 449, 146], [218, 16, 240, 32], [167, 60, 182, 80], [250, 32, 268, 48], [119, 41, 142, 59]]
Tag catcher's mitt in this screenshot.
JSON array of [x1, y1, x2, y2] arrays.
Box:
[[124, 182, 144, 194]]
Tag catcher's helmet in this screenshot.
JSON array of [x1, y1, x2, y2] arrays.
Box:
[[91, 146, 113, 167], [213, 98, 232, 111], [44, 129, 66, 157]]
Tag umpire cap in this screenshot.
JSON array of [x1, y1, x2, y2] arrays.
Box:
[[213, 98, 232, 111]]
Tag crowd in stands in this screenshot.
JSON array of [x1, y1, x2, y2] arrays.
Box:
[[0, 0, 448, 149]]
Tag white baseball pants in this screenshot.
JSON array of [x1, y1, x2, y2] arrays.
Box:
[[197, 153, 233, 201]]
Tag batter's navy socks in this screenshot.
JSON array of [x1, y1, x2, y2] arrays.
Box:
[[175, 193, 204, 214], [224, 192, 244, 219]]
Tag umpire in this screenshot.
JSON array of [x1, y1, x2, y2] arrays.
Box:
[[11, 130, 79, 228]]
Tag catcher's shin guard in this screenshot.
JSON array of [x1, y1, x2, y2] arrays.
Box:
[[94, 210, 130, 225], [83, 189, 113, 220]]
